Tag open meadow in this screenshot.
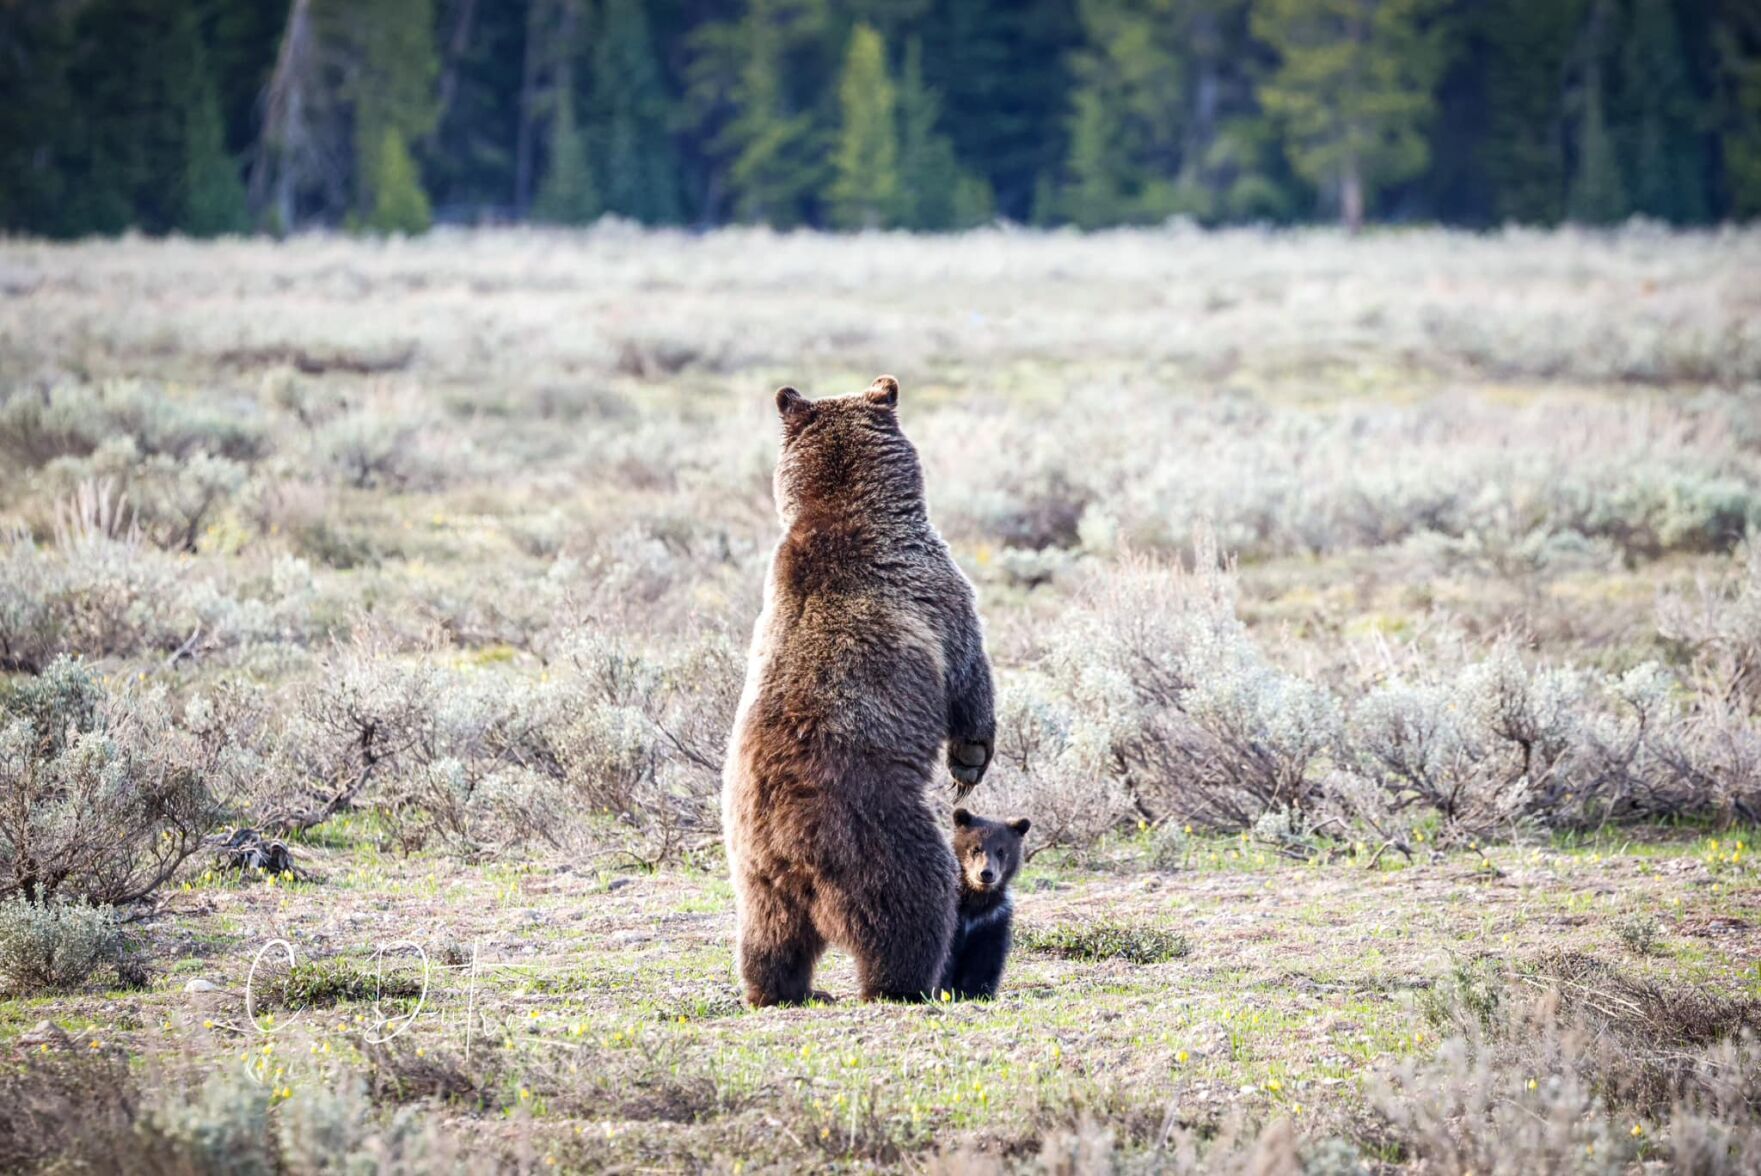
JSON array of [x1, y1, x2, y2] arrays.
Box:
[[1, 224, 1759, 1172]]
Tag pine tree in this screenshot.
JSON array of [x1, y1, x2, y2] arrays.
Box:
[[1064, 83, 1130, 228], [534, 87, 599, 224], [422, 0, 528, 215], [1570, 63, 1627, 223], [182, 48, 251, 236], [1481, 0, 1586, 225], [57, 0, 198, 234], [894, 35, 994, 231], [1254, 0, 1447, 230], [1622, 0, 1710, 223], [951, 170, 997, 228], [340, 0, 440, 221], [367, 126, 432, 233], [827, 24, 901, 228], [895, 37, 959, 229], [592, 0, 684, 223], [210, 0, 288, 159], [922, 0, 1079, 220], [1059, 0, 1189, 228], [1714, 3, 1761, 218], [1569, 1, 1628, 224], [1196, 113, 1298, 222], [0, 0, 79, 235], [719, 0, 829, 227]]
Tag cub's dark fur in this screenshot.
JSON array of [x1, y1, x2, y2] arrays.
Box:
[[722, 376, 996, 1006], [940, 808, 1029, 1000]]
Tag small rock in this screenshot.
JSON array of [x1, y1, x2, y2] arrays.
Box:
[[607, 877, 635, 892], [183, 978, 219, 993], [19, 1020, 71, 1051], [1190, 1024, 1233, 1057]]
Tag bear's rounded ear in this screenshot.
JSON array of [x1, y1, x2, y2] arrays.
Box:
[[864, 375, 899, 409], [777, 386, 811, 419], [1008, 818, 1031, 837], [952, 807, 973, 827]]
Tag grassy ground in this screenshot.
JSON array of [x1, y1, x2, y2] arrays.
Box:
[[4, 820, 1755, 1170], [2, 226, 1759, 1170]]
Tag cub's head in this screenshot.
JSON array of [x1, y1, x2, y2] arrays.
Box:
[[772, 375, 924, 526], [952, 808, 1030, 895]]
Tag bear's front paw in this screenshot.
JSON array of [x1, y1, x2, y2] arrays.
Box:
[[947, 739, 992, 793]]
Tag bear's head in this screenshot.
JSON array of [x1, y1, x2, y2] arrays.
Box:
[[772, 375, 925, 527], [952, 808, 1030, 894]]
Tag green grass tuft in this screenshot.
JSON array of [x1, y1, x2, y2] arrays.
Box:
[[1017, 922, 1190, 964], [272, 957, 424, 1008]]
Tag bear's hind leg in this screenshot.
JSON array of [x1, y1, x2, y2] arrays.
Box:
[[944, 917, 1009, 1000], [820, 869, 954, 1003], [737, 881, 824, 1007]]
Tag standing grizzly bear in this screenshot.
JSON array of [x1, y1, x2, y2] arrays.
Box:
[[722, 375, 995, 1005]]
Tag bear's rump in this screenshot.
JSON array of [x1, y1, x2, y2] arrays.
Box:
[[734, 755, 946, 874]]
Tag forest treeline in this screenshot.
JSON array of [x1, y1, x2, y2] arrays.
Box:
[[2, 0, 1758, 238]]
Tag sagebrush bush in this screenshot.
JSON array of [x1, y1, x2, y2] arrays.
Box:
[[1146, 821, 1191, 870], [313, 406, 423, 489], [0, 528, 321, 670], [242, 623, 740, 862], [932, 1113, 1357, 1175], [1351, 648, 1738, 836], [1377, 1007, 1636, 1176], [987, 543, 1754, 846], [931, 383, 1759, 566], [1661, 540, 1761, 714], [0, 380, 268, 469], [0, 896, 122, 995], [274, 1074, 481, 1175], [0, 1052, 486, 1175], [1617, 913, 1661, 956], [1031, 543, 1338, 831], [984, 675, 1136, 856], [1348, 651, 1585, 837], [540, 634, 738, 859], [131, 451, 249, 552], [1382, 954, 1761, 1175], [0, 532, 192, 670], [0, 657, 223, 905], [31, 438, 253, 555], [264, 638, 442, 835]]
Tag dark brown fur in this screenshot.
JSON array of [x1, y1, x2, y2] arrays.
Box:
[[722, 376, 996, 1006], [940, 808, 1029, 1000]]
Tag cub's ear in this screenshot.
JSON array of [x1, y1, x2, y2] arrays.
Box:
[[952, 807, 973, 828], [1008, 818, 1031, 837], [776, 386, 811, 419], [864, 374, 899, 409]]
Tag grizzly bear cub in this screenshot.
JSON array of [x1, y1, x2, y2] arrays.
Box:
[[722, 376, 996, 1006], [940, 808, 1030, 1000]]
